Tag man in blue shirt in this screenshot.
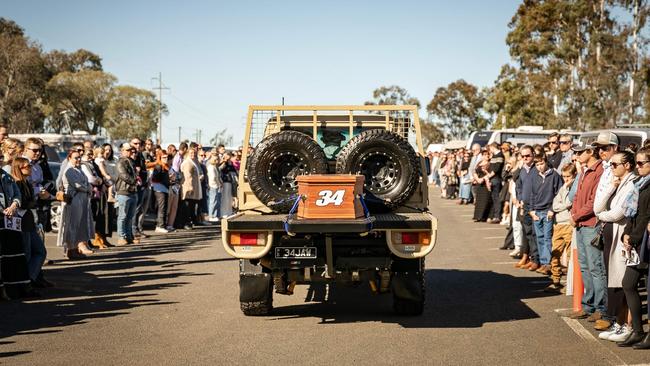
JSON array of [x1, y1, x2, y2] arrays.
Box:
[[529, 154, 563, 275]]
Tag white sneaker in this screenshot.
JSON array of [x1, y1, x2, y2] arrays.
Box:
[[154, 227, 169, 233], [608, 324, 632, 342], [598, 323, 621, 340], [509, 249, 521, 257]]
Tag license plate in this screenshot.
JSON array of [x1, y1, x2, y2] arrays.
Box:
[[275, 247, 317, 259]]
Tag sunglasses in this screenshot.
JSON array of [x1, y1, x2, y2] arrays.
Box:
[[549, 141, 558, 144], [610, 162, 625, 168], [73, 156, 81, 160], [637, 160, 649, 168], [559, 141, 571, 145], [27, 148, 41, 153], [521, 154, 532, 158]]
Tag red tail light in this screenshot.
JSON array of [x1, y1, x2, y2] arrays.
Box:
[[391, 231, 431, 245], [230, 232, 266, 246]]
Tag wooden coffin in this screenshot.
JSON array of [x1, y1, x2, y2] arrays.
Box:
[[296, 174, 365, 219]]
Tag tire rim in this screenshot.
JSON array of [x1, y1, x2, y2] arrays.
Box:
[[356, 150, 399, 194], [267, 151, 308, 192]]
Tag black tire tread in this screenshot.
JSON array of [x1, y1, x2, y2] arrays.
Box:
[[335, 129, 419, 209], [248, 131, 328, 213], [240, 299, 272, 316]]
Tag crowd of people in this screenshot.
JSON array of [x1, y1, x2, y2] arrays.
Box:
[[0, 123, 243, 300], [429, 131, 650, 350]]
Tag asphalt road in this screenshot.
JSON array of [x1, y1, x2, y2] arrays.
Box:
[[1, 191, 649, 365]]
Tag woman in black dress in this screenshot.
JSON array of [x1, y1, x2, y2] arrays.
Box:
[[473, 159, 493, 222], [0, 166, 39, 299]]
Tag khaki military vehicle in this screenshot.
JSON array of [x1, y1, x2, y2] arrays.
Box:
[[222, 105, 438, 316]]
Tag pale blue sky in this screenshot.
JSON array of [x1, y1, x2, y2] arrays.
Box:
[[3, 0, 520, 144]]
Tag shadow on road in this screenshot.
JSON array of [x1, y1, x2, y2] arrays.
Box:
[[0, 226, 229, 358], [269, 269, 556, 328]]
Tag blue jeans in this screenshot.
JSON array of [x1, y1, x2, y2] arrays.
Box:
[[533, 210, 553, 265], [22, 230, 46, 281], [117, 193, 137, 240], [576, 226, 607, 314], [208, 187, 221, 218]]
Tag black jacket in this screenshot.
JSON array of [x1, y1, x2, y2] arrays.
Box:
[[548, 150, 563, 170], [623, 179, 650, 251], [132, 152, 148, 187], [115, 157, 137, 195]]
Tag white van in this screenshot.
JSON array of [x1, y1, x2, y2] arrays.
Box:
[[466, 126, 580, 149], [578, 129, 650, 148]]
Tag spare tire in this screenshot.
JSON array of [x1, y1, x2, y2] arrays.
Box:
[[248, 131, 328, 213], [336, 129, 419, 210]]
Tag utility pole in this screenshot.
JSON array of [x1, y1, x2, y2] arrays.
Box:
[[178, 126, 181, 142], [152, 72, 169, 144]]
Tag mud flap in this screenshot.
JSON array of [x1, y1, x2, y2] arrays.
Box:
[[239, 273, 272, 303], [391, 272, 423, 302]]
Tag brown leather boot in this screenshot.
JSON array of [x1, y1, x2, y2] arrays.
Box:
[[93, 233, 108, 250], [528, 262, 540, 271], [515, 254, 529, 268]]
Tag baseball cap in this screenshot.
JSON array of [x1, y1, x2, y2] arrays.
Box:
[[121, 142, 133, 151], [592, 131, 619, 146]]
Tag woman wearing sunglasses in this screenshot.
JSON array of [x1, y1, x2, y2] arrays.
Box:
[[593, 150, 637, 341], [619, 147, 650, 348]]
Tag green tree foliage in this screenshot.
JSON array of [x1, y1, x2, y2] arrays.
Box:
[[366, 85, 446, 144], [0, 18, 48, 132], [485, 65, 555, 128], [0, 17, 164, 139], [365, 85, 421, 108], [420, 120, 446, 145], [43, 70, 116, 134], [501, 0, 650, 129], [45, 49, 102, 76], [104, 86, 166, 140], [427, 80, 488, 139]]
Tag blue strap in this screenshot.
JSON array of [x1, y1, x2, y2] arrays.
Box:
[[358, 194, 373, 232], [283, 194, 304, 236]]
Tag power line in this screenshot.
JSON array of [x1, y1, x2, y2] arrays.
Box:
[[151, 73, 170, 144], [167, 92, 226, 125]]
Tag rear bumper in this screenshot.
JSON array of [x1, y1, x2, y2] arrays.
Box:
[[226, 212, 433, 232], [222, 212, 438, 260]]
